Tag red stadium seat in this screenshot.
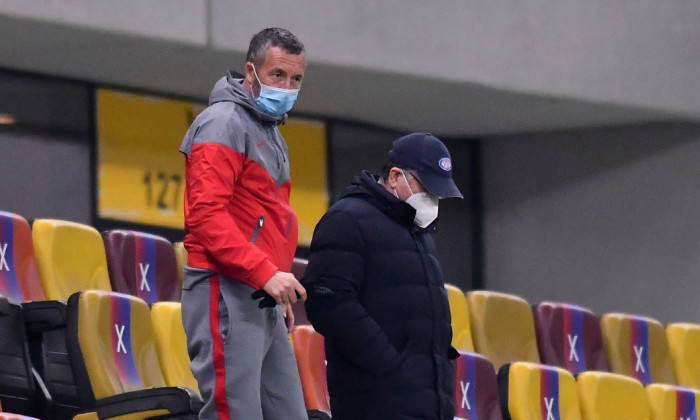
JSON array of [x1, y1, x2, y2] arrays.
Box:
[[533, 301, 608, 375], [102, 229, 181, 305]]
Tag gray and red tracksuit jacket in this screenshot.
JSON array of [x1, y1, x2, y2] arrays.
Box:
[[180, 71, 298, 288]]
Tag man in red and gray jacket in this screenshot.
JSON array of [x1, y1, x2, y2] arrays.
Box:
[[179, 27, 308, 420]]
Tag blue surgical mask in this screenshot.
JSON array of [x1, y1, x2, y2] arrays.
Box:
[[252, 64, 299, 117]]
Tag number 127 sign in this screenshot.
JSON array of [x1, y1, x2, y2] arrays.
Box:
[[97, 89, 202, 229]]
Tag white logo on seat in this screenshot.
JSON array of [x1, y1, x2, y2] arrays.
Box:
[[0, 243, 9, 271], [634, 345, 646, 373], [139, 263, 151, 292], [460, 380, 471, 410], [567, 334, 580, 362], [115, 324, 127, 354], [544, 397, 556, 420]]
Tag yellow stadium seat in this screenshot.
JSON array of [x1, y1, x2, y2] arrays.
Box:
[[65, 289, 202, 418], [150, 302, 199, 394], [32, 219, 111, 301], [466, 290, 539, 370], [173, 241, 187, 291], [577, 371, 650, 420], [499, 361, 581, 420], [28, 219, 113, 418], [646, 383, 700, 420], [666, 322, 700, 389], [600, 313, 675, 386], [446, 284, 474, 351]]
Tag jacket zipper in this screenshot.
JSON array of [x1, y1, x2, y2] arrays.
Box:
[[251, 216, 264, 243], [267, 127, 286, 169]]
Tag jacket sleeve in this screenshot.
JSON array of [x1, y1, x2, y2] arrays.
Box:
[[303, 210, 401, 377], [184, 143, 278, 289]]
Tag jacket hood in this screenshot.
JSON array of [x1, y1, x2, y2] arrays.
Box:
[[340, 170, 439, 232], [208, 70, 286, 125]]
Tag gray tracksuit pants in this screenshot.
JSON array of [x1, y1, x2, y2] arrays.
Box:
[[181, 266, 308, 420]]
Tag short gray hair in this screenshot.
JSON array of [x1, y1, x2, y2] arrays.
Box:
[[246, 27, 305, 67]]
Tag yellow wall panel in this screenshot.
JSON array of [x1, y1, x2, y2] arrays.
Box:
[[280, 118, 328, 246], [97, 89, 201, 229]]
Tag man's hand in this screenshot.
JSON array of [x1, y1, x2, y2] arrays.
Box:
[[263, 271, 307, 306], [283, 303, 295, 332]]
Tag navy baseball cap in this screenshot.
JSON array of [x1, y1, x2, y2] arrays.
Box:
[[388, 133, 463, 199]]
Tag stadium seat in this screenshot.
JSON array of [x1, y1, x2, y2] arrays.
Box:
[[150, 301, 199, 393], [576, 371, 649, 420], [289, 325, 330, 417], [29, 219, 113, 419], [600, 313, 675, 386], [65, 289, 202, 418], [466, 290, 539, 370], [173, 241, 187, 291], [498, 361, 581, 420], [291, 257, 310, 325], [0, 211, 45, 303], [665, 322, 700, 389], [32, 219, 111, 301], [533, 301, 607, 375], [0, 212, 53, 417], [102, 229, 181, 305], [646, 382, 700, 420], [0, 293, 50, 418], [454, 350, 501, 420], [289, 325, 330, 419], [446, 284, 474, 351]]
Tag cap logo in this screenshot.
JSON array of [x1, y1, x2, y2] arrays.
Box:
[[439, 157, 452, 171]]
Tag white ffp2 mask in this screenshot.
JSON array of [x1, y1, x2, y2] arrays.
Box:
[[401, 171, 439, 228]]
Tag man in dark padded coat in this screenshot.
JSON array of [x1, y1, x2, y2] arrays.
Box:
[[303, 132, 463, 419]]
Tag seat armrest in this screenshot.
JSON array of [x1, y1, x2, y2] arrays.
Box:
[[307, 409, 332, 419], [22, 300, 67, 332], [95, 386, 203, 419]]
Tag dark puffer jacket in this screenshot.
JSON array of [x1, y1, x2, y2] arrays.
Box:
[[304, 170, 456, 420]]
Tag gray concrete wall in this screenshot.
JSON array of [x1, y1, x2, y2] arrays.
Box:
[[482, 122, 700, 323], [0, 0, 697, 121]]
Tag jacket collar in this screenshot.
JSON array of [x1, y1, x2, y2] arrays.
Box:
[[341, 170, 438, 232]]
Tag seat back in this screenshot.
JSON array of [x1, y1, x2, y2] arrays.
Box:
[[466, 290, 539, 370], [498, 361, 581, 420], [0, 211, 45, 302], [533, 301, 607, 375], [454, 351, 501, 420], [66, 289, 166, 406], [173, 241, 187, 291], [646, 383, 700, 420], [600, 313, 675, 386], [666, 322, 700, 389], [32, 219, 111, 301], [150, 302, 199, 393], [577, 371, 650, 420], [446, 284, 474, 351], [102, 230, 181, 305], [0, 294, 45, 418], [289, 325, 329, 412], [291, 257, 310, 325]]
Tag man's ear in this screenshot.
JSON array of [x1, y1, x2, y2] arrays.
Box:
[[386, 167, 401, 189], [244, 62, 257, 93]]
